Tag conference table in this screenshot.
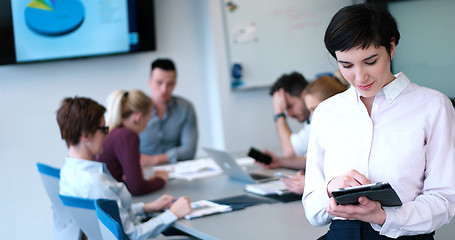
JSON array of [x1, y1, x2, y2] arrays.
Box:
[[135, 159, 329, 240]]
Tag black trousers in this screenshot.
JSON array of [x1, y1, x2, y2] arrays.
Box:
[[318, 220, 434, 240]]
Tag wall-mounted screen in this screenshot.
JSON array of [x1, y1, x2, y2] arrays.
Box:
[[0, 0, 155, 65]]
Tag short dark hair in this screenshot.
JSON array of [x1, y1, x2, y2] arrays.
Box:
[[56, 97, 106, 147], [324, 3, 400, 59], [151, 58, 176, 72], [269, 72, 308, 97]]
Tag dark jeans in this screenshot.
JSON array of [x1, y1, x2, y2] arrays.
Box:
[[318, 220, 434, 240]]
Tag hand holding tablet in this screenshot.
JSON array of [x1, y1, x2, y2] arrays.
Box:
[[331, 182, 402, 207]]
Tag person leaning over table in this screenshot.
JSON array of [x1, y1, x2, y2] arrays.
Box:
[[139, 58, 198, 166], [95, 89, 169, 196], [262, 75, 348, 195], [269, 71, 311, 158], [302, 3, 455, 239], [259, 72, 310, 187], [57, 96, 192, 240]]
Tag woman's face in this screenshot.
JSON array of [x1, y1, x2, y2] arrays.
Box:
[[87, 117, 108, 156], [138, 110, 152, 133], [335, 44, 395, 99], [303, 94, 321, 116]]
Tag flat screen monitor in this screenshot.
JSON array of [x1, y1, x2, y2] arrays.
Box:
[[0, 0, 155, 65]]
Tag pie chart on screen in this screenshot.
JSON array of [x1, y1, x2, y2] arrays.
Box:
[[24, 0, 85, 36]]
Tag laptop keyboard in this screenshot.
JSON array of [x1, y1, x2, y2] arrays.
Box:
[[249, 173, 272, 181]]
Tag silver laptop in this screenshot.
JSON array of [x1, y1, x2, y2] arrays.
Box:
[[203, 147, 277, 184]]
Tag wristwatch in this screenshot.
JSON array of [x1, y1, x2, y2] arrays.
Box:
[[273, 112, 286, 122]]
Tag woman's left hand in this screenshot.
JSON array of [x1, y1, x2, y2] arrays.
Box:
[[281, 171, 305, 194], [326, 196, 386, 225]]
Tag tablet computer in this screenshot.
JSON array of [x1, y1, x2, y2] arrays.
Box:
[[331, 182, 402, 207]]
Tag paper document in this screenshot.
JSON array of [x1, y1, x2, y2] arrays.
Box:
[[245, 180, 288, 196], [184, 200, 232, 220], [144, 157, 256, 181], [144, 158, 222, 181]]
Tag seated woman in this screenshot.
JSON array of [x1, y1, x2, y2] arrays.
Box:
[[268, 75, 348, 194], [303, 74, 348, 115], [95, 90, 168, 196], [57, 96, 191, 239]]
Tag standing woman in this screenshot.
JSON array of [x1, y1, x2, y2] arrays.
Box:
[[58, 96, 191, 240], [96, 90, 169, 196], [302, 3, 455, 239]]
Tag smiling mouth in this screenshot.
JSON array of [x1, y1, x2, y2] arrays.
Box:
[[358, 82, 374, 91]]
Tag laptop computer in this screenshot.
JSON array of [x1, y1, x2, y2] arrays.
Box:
[[203, 147, 277, 184]]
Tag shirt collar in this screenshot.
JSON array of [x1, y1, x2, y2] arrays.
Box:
[[347, 86, 360, 105], [152, 96, 176, 118], [65, 157, 109, 174], [381, 72, 410, 103], [167, 96, 176, 110], [347, 72, 410, 105]]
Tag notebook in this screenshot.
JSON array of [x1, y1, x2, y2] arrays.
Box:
[[184, 200, 232, 220], [203, 147, 277, 184], [245, 180, 289, 196]]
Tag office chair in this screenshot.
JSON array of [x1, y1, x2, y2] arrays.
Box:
[[59, 194, 103, 240], [95, 199, 194, 240], [36, 162, 82, 240], [95, 199, 128, 240]]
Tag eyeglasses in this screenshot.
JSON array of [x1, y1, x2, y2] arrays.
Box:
[[95, 126, 109, 135]]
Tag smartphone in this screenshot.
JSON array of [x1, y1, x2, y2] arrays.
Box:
[[247, 147, 272, 165], [274, 172, 291, 179]]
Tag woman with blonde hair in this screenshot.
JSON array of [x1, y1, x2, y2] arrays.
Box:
[[303, 75, 348, 115], [96, 89, 169, 196]]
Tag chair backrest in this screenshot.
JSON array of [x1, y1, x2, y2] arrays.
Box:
[[95, 199, 128, 240], [59, 194, 103, 240], [36, 162, 81, 240]]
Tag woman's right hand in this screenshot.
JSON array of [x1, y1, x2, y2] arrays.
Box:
[[169, 196, 192, 218], [326, 169, 371, 197], [143, 194, 175, 212], [151, 170, 169, 182]]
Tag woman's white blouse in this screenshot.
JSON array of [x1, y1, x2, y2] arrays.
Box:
[[302, 73, 455, 238]]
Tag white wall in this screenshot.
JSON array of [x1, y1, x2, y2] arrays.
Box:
[[0, 0, 285, 238]]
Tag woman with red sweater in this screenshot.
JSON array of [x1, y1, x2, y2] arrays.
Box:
[[96, 89, 168, 195]]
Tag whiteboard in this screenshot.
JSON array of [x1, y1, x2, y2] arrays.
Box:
[[222, 0, 353, 90]]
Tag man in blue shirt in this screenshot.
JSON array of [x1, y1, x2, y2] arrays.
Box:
[[139, 59, 198, 165]]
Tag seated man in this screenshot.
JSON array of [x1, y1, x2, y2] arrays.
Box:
[[265, 73, 347, 195], [140, 58, 198, 166], [269, 72, 310, 160]]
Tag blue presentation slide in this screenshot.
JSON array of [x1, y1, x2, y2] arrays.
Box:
[[11, 0, 130, 62], [25, 0, 85, 36]]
